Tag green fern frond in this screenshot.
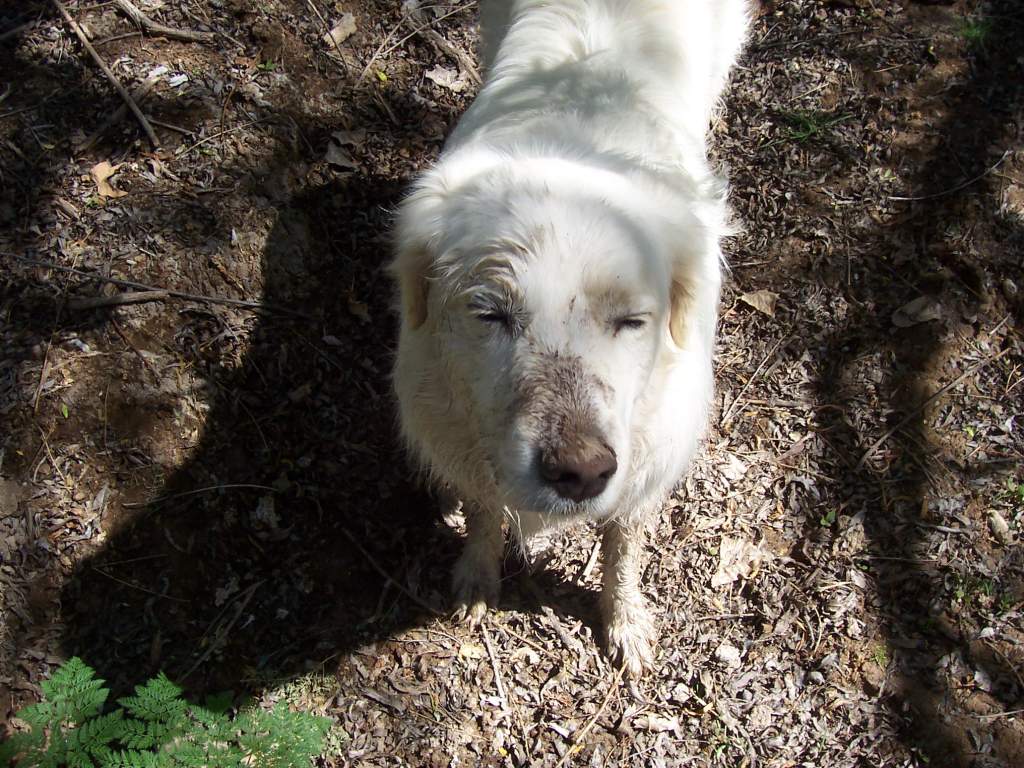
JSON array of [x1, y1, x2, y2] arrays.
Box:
[[3, 659, 329, 768], [99, 749, 163, 768], [118, 673, 187, 725], [65, 711, 122, 763], [41, 658, 109, 726]]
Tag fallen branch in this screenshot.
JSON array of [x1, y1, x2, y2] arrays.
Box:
[[0, 20, 40, 42], [554, 666, 625, 768], [16, 257, 311, 319], [405, 14, 481, 85], [359, 2, 476, 83], [67, 289, 168, 311], [113, 0, 213, 42], [889, 149, 1011, 202], [52, 0, 160, 148], [76, 73, 159, 153], [123, 484, 278, 508], [338, 526, 443, 616]]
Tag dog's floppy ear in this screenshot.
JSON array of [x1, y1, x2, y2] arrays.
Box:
[[392, 182, 447, 330], [665, 229, 724, 352], [394, 242, 432, 330], [661, 185, 729, 351], [668, 275, 693, 349]]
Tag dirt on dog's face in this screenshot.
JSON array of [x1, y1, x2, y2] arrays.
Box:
[[420, 185, 673, 517]]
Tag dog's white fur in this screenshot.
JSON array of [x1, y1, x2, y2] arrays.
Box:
[[392, 0, 748, 675]]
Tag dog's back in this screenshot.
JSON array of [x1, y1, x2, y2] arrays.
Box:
[[475, 0, 749, 141]]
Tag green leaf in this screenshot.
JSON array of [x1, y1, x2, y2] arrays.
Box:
[[5, 659, 328, 768]]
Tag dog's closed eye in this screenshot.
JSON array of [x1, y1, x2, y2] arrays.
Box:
[[612, 314, 650, 335], [477, 309, 509, 324], [471, 299, 525, 335]]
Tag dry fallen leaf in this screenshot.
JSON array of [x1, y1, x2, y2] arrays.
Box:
[[635, 713, 680, 733], [348, 296, 371, 323], [90, 160, 127, 198], [739, 289, 778, 317], [425, 65, 468, 93], [892, 295, 943, 327], [458, 642, 486, 660], [331, 128, 367, 147], [326, 141, 358, 171], [323, 14, 357, 47], [711, 536, 768, 587]]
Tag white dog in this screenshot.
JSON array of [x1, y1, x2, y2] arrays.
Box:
[[391, 0, 748, 675]]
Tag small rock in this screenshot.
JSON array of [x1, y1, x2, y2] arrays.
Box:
[[323, 14, 357, 47], [714, 643, 742, 666], [988, 510, 1012, 545]]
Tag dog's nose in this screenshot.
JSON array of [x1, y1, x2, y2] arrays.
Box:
[[540, 445, 617, 503]]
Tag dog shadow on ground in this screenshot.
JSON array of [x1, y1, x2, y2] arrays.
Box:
[[6, 121, 600, 704], [2, 6, 602, 710], [51, 164, 454, 695]]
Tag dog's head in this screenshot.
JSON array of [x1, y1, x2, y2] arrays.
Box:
[[393, 155, 723, 517]]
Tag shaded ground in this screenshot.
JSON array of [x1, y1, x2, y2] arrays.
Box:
[[1, 0, 1022, 765]]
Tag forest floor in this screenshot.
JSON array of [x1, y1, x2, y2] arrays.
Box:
[[1, 0, 1023, 765]]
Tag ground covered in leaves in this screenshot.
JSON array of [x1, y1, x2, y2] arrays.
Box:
[[1, 0, 1023, 765]]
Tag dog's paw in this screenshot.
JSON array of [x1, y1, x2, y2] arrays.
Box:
[[450, 548, 500, 627], [603, 601, 656, 678]]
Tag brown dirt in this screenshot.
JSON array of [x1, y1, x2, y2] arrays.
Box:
[[1, 0, 1022, 765]]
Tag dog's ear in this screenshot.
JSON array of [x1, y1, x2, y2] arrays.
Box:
[[394, 242, 431, 330], [392, 183, 447, 330], [662, 191, 729, 351], [668, 275, 693, 349], [665, 237, 723, 352]]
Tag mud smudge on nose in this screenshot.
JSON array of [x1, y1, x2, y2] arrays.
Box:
[[512, 350, 608, 450]]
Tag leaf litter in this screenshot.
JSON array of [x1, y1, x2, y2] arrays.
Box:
[[1, 1, 1022, 767]]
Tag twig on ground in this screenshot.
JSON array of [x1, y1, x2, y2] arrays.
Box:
[[0, 88, 61, 122], [177, 118, 267, 157], [972, 708, 1024, 720], [889, 149, 1011, 202], [304, 0, 350, 71], [182, 580, 264, 679], [857, 347, 1011, 469], [359, 2, 476, 83], [110, 316, 160, 377], [52, 0, 160, 148], [37, 427, 70, 488], [113, 0, 214, 42], [721, 333, 791, 426], [554, 666, 625, 768], [68, 289, 168, 311], [482, 623, 508, 707], [15, 257, 310, 319], [338, 526, 444, 616], [122, 484, 278, 508], [521, 577, 585, 656], [576, 539, 601, 582], [77, 73, 159, 152], [404, 12, 481, 85], [91, 566, 190, 602]]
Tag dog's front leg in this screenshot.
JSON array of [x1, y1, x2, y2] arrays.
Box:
[[600, 520, 656, 677], [451, 503, 504, 626]]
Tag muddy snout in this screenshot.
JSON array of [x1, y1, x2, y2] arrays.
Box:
[[539, 434, 617, 503]]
